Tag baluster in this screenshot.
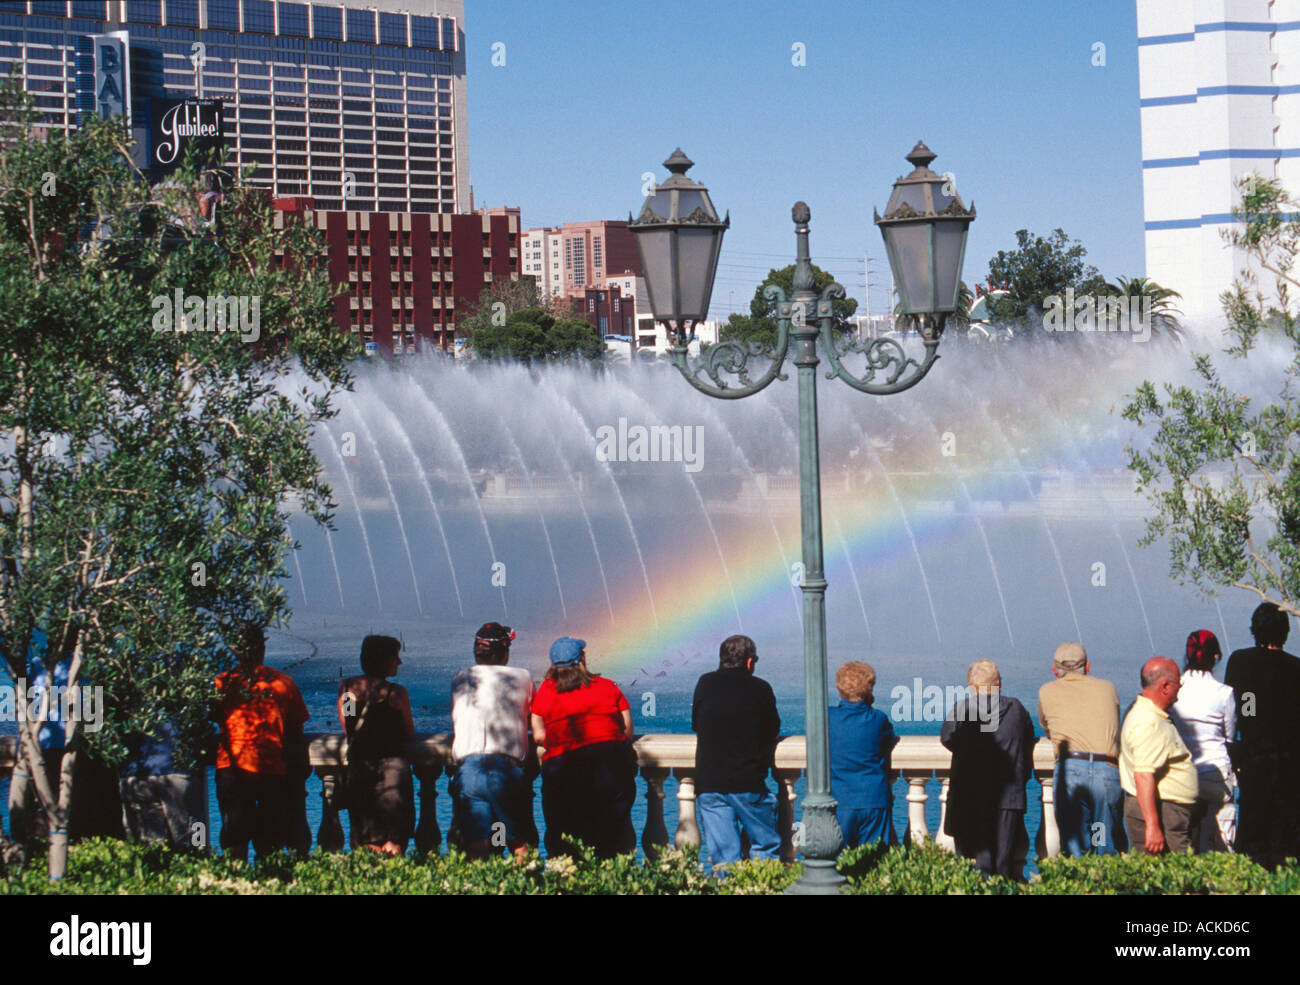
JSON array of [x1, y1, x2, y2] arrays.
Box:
[[935, 777, 955, 852], [1039, 773, 1059, 859], [905, 775, 930, 844], [413, 760, 443, 855], [672, 769, 700, 849], [316, 767, 345, 852], [641, 767, 670, 859], [775, 769, 799, 863]]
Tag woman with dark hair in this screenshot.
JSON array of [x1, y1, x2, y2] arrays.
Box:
[[530, 636, 636, 858], [338, 634, 415, 855], [1169, 629, 1237, 852]]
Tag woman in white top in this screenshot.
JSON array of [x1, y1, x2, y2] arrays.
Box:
[[1169, 630, 1237, 852]]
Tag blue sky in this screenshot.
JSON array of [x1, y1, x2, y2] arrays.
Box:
[[464, 0, 1145, 318]]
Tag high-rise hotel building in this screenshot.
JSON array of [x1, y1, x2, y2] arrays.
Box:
[[1138, 0, 1300, 324], [1, 0, 468, 212], [2, 0, 526, 354]]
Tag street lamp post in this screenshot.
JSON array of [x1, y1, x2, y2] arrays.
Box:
[[630, 144, 975, 894]]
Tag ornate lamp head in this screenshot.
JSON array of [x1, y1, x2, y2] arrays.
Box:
[[629, 149, 730, 342], [874, 141, 975, 319]]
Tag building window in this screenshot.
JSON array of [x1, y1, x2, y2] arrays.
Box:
[[278, 1, 308, 37], [588, 299, 595, 312], [127, 0, 162, 24], [242, 0, 274, 33], [164, 0, 199, 26], [411, 14, 439, 48], [379, 11, 406, 46], [346, 7, 375, 44], [599, 316, 608, 334], [208, 0, 239, 31], [72, 1, 107, 19], [310, 3, 341, 40], [440, 17, 455, 51]]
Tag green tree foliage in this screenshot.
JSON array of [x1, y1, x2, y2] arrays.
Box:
[[1123, 174, 1300, 618], [458, 275, 541, 341], [720, 263, 858, 349], [469, 307, 604, 363], [985, 228, 1107, 326], [0, 82, 354, 877]]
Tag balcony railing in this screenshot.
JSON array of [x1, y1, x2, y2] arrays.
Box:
[[0, 734, 1061, 859]]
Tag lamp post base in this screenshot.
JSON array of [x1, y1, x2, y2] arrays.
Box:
[[785, 859, 846, 895]]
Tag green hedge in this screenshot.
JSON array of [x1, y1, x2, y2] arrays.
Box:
[[0, 839, 799, 896], [2, 838, 1296, 894], [837, 840, 1300, 895]]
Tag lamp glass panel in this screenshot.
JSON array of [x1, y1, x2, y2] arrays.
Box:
[[884, 223, 932, 313], [932, 221, 968, 311], [930, 181, 956, 213], [887, 183, 927, 215], [634, 227, 676, 319], [675, 227, 723, 320], [641, 191, 672, 221], [672, 189, 706, 220]]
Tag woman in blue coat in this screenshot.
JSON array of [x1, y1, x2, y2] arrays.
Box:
[[829, 662, 899, 847]]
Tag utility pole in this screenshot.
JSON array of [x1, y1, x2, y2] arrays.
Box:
[[863, 255, 871, 337]]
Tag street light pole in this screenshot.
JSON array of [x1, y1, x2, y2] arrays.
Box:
[[629, 145, 974, 895], [787, 202, 839, 891]]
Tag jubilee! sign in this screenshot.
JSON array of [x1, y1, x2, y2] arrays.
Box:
[[149, 98, 223, 170]]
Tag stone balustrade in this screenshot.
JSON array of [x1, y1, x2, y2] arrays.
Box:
[[0, 734, 1062, 858]]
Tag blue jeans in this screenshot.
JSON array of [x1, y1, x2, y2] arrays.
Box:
[[697, 791, 781, 869], [450, 753, 533, 849], [1054, 758, 1126, 856]]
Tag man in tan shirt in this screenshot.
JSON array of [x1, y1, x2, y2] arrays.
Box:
[[1037, 642, 1124, 855], [1120, 657, 1198, 854]]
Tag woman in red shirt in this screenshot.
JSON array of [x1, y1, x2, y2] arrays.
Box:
[[530, 636, 637, 858]]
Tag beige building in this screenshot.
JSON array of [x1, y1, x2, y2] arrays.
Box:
[[520, 219, 641, 301]]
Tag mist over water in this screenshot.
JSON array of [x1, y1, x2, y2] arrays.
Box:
[[273, 330, 1281, 736]]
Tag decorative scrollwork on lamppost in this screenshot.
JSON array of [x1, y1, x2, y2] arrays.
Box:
[[629, 143, 975, 894]]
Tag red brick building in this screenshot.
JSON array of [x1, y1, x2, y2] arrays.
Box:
[[574, 284, 637, 338], [274, 198, 521, 355]]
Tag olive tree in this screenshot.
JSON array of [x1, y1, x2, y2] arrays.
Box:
[[0, 82, 354, 878], [1123, 174, 1300, 616]]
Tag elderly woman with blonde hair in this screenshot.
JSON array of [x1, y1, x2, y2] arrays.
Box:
[[828, 661, 899, 848], [940, 658, 1035, 880]]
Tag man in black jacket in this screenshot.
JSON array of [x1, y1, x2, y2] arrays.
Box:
[[941, 658, 1035, 880], [1224, 602, 1300, 869], [692, 634, 781, 871]]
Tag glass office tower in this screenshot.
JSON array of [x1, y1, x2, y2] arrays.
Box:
[[0, 0, 469, 213]]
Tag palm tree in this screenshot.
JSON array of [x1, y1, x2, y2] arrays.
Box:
[[1103, 276, 1185, 343]]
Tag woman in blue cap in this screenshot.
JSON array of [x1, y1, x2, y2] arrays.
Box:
[[530, 637, 636, 858]]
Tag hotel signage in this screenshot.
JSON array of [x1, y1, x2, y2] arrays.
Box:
[[149, 99, 224, 170], [91, 31, 131, 124]]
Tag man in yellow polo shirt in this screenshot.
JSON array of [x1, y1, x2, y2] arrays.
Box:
[[1120, 657, 1198, 853]]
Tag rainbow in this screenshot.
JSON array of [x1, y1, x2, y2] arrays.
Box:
[[572, 467, 1052, 676]]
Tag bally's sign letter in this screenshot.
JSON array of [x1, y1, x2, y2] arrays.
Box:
[[91, 31, 131, 124]]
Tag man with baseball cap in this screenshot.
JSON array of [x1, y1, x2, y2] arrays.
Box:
[[1037, 642, 1125, 855], [449, 622, 537, 858]]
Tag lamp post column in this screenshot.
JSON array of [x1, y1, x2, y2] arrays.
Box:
[[786, 202, 844, 893]]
